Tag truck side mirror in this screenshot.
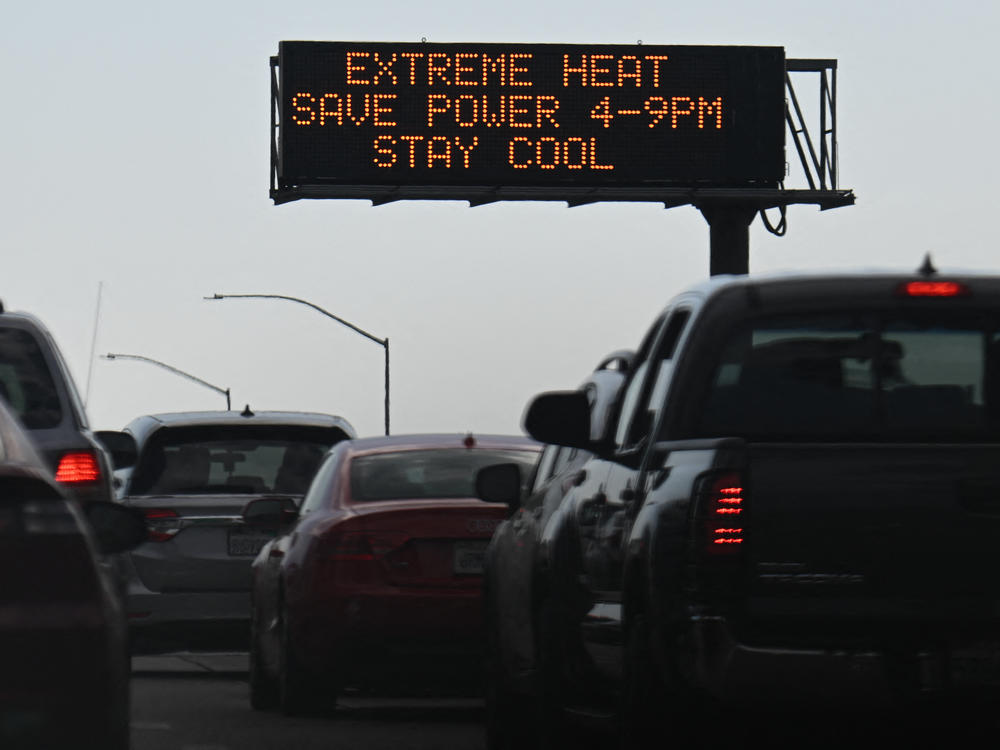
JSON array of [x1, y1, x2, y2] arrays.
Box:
[[522, 391, 592, 450]]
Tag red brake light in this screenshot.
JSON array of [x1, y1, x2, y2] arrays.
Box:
[[54, 451, 101, 484], [703, 472, 745, 555], [143, 508, 180, 542], [898, 281, 969, 297]]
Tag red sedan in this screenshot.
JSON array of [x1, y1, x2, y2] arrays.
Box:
[[247, 433, 539, 714]]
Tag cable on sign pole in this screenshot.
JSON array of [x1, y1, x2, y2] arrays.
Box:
[[760, 205, 788, 237]]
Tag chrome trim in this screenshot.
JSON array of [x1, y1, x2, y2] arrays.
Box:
[[156, 515, 245, 529]]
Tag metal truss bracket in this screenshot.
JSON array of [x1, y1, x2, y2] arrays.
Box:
[[785, 59, 840, 192]]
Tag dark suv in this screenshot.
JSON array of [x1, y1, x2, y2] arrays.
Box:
[[0, 306, 136, 503]]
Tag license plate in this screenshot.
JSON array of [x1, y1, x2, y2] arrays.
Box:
[[453, 541, 488, 575], [227, 528, 274, 557]]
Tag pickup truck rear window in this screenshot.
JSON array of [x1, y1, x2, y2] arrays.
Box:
[[697, 309, 1000, 441]]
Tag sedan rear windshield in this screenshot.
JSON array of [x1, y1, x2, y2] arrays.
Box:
[[130, 426, 343, 496], [0, 328, 62, 430], [696, 308, 1000, 442], [350, 448, 538, 502]]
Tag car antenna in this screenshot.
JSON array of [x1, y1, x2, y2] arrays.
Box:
[[241, 404, 255, 418], [918, 253, 937, 277]]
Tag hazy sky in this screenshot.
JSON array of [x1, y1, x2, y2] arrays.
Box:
[[3, 1, 998, 438]]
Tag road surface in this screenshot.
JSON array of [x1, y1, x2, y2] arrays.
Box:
[[131, 654, 485, 750]]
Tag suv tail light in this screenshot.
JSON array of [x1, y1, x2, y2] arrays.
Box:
[[143, 508, 181, 542], [54, 451, 101, 484], [699, 471, 745, 557]]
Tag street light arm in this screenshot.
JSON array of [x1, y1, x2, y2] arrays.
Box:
[[104, 353, 231, 409], [205, 293, 390, 435], [207, 294, 387, 348]]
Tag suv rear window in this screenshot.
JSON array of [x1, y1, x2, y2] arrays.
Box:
[[129, 426, 341, 495], [350, 448, 538, 502], [0, 328, 62, 429], [697, 309, 1000, 442]]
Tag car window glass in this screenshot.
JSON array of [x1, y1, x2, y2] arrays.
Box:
[[614, 311, 689, 450], [0, 328, 62, 429], [612, 318, 665, 450], [530, 445, 558, 494], [613, 361, 650, 449], [642, 310, 691, 440], [696, 308, 1000, 441], [350, 448, 538, 501], [298, 451, 339, 515], [129, 425, 342, 495], [551, 446, 577, 477]]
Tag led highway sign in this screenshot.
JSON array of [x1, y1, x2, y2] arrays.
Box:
[[275, 42, 785, 196]]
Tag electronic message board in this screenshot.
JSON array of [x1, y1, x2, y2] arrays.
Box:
[[275, 42, 785, 197]]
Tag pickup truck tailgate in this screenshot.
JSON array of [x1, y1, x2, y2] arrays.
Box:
[[742, 443, 1000, 631]]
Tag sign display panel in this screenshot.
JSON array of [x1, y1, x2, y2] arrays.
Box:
[[275, 42, 785, 195]]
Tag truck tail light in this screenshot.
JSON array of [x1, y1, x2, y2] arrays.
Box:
[[54, 451, 101, 484], [143, 508, 181, 542], [700, 472, 745, 556], [896, 281, 970, 297]]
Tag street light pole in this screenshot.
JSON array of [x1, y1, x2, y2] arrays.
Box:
[[206, 293, 390, 435], [103, 353, 231, 410]]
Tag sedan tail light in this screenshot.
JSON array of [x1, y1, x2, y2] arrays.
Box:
[[315, 530, 410, 587], [54, 451, 101, 484]]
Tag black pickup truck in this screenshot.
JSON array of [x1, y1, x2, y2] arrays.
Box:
[[480, 269, 1000, 747]]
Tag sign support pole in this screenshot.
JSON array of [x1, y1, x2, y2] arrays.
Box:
[[701, 206, 757, 276]]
